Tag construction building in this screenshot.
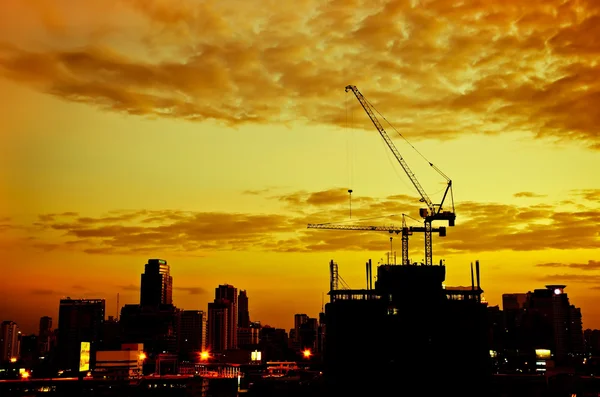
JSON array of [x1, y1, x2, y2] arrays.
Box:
[[323, 260, 490, 396]]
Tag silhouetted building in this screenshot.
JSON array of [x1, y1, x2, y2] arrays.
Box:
[[208, 285, 238, 351], [316, 313, 326, 354], [57, 298, 105, 372], [179, 310, 206, 358], [585, 329, 600, 356], [503, 293, 527, 311], [0, 321, 20, 363], [502, 293, 528, 355], [298, 318, 318, 351], [259, 326, 289, 361], [488, 305, 505, 351], [140, 259, 173, 307], [522, 285, 584, 364], [207, 302, 229, 352], [237, 322, 261, 348], [19, 335, 38, 363], [120, 304, 178, 356], [293, 314, 308, 345], [238, 290, 250, 328], [38, 316, 53, 355], [324, 260, 490, 396], [101, 316, 121, 350]]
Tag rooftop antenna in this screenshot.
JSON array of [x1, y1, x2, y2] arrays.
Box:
[[389, 237, 393, 265], [348, 189, 353, 219]]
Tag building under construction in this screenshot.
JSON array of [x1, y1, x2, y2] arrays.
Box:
[[309, 85, 491, 395], [323, 259, 491, 396]]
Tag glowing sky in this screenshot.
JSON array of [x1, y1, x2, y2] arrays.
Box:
[[1, 0, 599, 333]]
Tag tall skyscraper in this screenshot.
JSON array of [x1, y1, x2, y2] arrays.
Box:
[[179, 310, 207, 356], [238, 290, 250, 328], [522, 285, 585, 363], [38, 316, 53, 355], [207, 302, 229, 352], [57, 298, 105, 372], [207, 284, 238, 351], [0, 321, 20, 363], [294, 314, 309, 344], [140, 259, 173, 306]]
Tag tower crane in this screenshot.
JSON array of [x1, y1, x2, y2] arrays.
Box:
[[308, 214, 447, 266], [344, 85, 455, 266]]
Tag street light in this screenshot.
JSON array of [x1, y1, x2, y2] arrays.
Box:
[[21, 371, 30, 379], [200, 351, 210, 361], [302, 349, 312, 359]]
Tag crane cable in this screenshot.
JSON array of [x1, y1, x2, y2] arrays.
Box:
[[345, 94, 355, 191], [316, 213, 421, 226], [364, 96, 450, 182]]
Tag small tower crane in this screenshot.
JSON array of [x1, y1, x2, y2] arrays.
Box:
[[344, 85, 455, 266], [307, 214, 447, 266]]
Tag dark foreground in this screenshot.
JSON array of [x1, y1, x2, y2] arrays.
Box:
[[2, 374, 600, 396]]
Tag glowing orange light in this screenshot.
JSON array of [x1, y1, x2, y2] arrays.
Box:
[[10, 357, 17, 363], [21, 371, 30, 379], [200, 351, 210, 361], [302, 349, 311, 358], [139, 352, 147, 360]]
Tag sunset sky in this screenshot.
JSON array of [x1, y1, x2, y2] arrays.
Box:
[[1, 0, 599, 334]]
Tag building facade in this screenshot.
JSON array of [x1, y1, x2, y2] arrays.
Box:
[[57, 298, 105, 372], [38, 316, 53, 355], [0, 321, 20, 363], [140, 259, 173, 307], [179, 310, 206, 357]]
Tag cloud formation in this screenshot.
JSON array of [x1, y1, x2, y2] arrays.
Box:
[[539, 274, 600, 284], [1, 0, 600, 148], [514, 192, 547, 198], [536, 260, 600, 270], [175, 286, 207, 295], [19, 187, 599, 256]]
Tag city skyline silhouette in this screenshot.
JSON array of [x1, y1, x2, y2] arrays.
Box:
[[2, 0, 599, 338]]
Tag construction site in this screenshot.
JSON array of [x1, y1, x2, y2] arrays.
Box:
[[308, 85, 491, 396]]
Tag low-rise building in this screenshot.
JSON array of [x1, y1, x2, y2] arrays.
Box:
[[95, 343, 144, 379]]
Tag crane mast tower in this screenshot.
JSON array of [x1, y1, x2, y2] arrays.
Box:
[[344, 85, 456, 266]]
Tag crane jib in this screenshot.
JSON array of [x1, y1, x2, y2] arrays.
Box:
[[343, 84, 456, 266]]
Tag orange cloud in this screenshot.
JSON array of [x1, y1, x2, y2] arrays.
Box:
[[1, 0, 600, 147], [8, 187, 596, 256], [513, 191, 546, 198], [536, 260, 600, 270]]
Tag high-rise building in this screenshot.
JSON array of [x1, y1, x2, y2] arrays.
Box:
[[298, 317, 318, 351], [140, 259, 173, 307], [179, 310, 207, 357], [238, 290, 250, 328], [19, 334, 38, 363], [324, 262, 491, 396], [502, 293, 527, 311], [214, 285, 237, 350], [293, 314, 309, 344], [57, 298, 105, 372], [207, 302, 229, 352], [259, 326, 289, 361], [238, 322, 261, 348], [0, 321, 20, 363], [521, 285, 585, 363], [120, 304, 179, 355], [38, 316, 53, 355]]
